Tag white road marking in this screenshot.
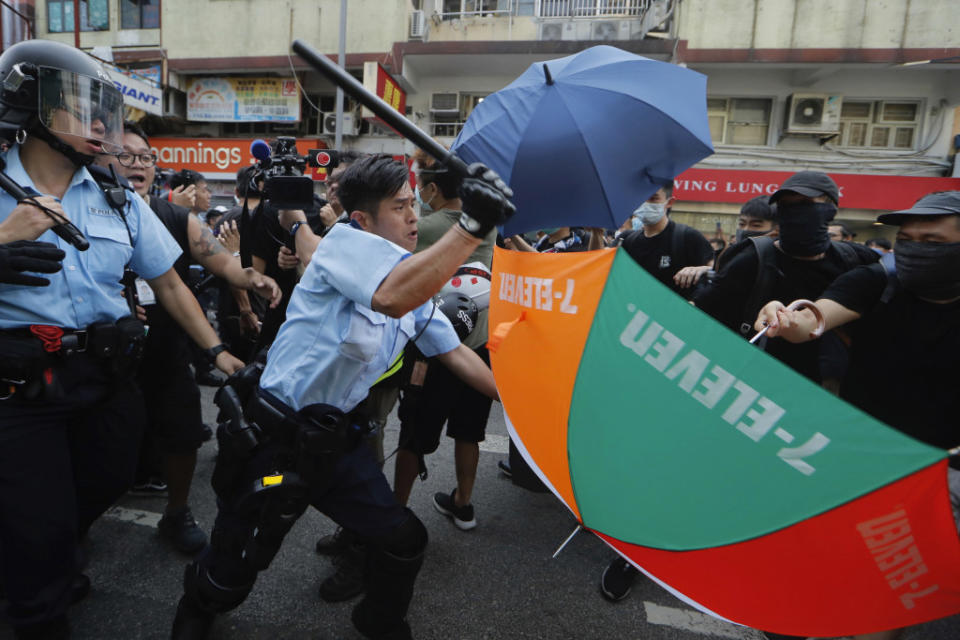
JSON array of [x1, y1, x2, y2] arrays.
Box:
[[644, 602, 770, 639], [104, 506, 162, 528], [479, 433, 509, 454]]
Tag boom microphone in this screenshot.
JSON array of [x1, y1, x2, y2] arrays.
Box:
[[0, 161, 89, 251]]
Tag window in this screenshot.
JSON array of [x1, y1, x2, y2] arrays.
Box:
[[429, 92, 486, 138], [838, 100, 919, 150], [48, 0, 108, 32], [121, 0, 160, 29], [707, 97, 772, 146]]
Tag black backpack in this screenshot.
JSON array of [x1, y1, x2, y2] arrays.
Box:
[[731, 236, 865, 337]]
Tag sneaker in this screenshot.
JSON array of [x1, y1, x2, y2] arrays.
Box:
[[130, 477, 168, 497], [433, 489, 476, 531], [315, 526, 351, 556], [158, 506, 208, 554], [497, 459, 513, 478], [318, 544, 365, 603], [600, 556, 639, 602]]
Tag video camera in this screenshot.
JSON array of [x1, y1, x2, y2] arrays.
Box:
[[251, 137, 340, 211]]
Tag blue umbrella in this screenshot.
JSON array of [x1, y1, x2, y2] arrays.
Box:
[[451, 45, 714, 236]]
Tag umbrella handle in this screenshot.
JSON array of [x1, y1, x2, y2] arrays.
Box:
[[749, 299, 826, 345]]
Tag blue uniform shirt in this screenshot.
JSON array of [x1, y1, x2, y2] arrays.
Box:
[[261, 223, 460, 413], [0, 145, 181, 330]]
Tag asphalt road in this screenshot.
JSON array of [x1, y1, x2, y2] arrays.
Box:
[[2, 386, 959, 640]]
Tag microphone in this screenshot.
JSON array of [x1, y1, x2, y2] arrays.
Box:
[[250, 139, 272, 164], [0, 163, 90, 251]]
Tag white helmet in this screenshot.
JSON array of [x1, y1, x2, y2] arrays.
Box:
[[439, 261, 491, 311]]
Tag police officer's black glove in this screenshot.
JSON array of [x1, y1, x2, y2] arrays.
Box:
[[0, 240, 65, 287], [457, 162, 516, 238]]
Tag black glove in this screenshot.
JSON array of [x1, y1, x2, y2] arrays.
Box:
[[0, 240, 65, 287], [457, 163, 516, 238]]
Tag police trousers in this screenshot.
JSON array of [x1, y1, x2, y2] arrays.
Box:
[[0, 354, 145, 630]]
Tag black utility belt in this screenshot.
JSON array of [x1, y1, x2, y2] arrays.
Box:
[[245, 390, 371, 455], [0, 317, 146, 359], [0, 317, 146, 396]]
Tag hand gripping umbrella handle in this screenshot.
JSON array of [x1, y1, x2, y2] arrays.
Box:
[[291, 40, 471, 178], [749, 299, 826, 345]]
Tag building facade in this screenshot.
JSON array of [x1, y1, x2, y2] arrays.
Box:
[[22, 0, 960, 233]]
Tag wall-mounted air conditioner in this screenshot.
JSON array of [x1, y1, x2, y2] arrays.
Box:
[[785, 93, 843, 135]]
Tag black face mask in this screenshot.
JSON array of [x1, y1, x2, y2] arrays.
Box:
[[894, 240, 960, 301], [777, 201, 837, 257], [735, 228, 769, 244]]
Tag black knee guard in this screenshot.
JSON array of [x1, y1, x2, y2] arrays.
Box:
[[381, 509, 428, 559], [182, 561, 253, 615]]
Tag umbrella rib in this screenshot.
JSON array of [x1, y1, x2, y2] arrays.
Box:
[[554, 79, 713, 152], [551, 85, 618, 228]]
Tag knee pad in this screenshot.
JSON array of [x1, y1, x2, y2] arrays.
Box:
[[182, 561, 253, 614], [382, 509, 428, 560]]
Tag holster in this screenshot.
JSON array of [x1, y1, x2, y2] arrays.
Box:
[[0, 334, 49, 399]]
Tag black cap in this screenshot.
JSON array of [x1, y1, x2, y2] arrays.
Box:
[[769, 171, 840, 205], [877, 191, 960, 225]]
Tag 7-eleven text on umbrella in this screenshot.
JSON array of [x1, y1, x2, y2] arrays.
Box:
[[619, 304, 830, 476], [498, 274, 578, 314]]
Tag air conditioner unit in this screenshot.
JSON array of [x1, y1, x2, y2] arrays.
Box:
[[322, 112, 359, 136], [785, 93, 843, 135], [430, 92, 460, 114], [410, 10, 426, 39]]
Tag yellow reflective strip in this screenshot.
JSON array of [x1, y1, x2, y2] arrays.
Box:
[[373, 353, 404, 385], [262, 474, 283, 487]]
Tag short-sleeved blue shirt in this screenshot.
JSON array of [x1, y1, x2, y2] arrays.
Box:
[[0, 145, 181, 330], [260, 223, 460, 413]]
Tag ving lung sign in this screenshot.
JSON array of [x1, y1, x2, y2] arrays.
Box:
[[674, 168, 960, 210], [487, 245, 960, 637]]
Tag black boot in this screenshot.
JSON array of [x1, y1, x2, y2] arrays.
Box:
[[171, 595, 215, 640], [318, 542, 366, 602], [351, 547, 423, 640], [13, 615, 70, 640]]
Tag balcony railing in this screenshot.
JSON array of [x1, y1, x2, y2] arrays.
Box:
[[435, 0, 515, 20], [536, 0, 650, 18], [430, 121, 466, 138]]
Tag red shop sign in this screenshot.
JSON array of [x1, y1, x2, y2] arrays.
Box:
[[674, 169, 960, 211]]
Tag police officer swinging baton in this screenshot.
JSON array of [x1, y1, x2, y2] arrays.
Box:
[[291, 40, 472, 179]]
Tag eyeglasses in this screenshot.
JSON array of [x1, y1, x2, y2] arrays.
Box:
[[115, 152, 158, 167]]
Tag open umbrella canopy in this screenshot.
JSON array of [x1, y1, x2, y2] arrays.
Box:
[[451, 45, 713, 236], [487, 246, 960, 637]]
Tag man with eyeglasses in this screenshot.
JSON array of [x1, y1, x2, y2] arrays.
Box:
[[95, 121, 283, 555]]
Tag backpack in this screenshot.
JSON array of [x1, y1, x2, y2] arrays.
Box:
[[736, 237, 865, 337]]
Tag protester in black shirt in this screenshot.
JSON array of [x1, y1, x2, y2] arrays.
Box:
[[754, 190, 960, 640], [100, 122, 280, 553], [694, 171, 877, 383], [618, 181, 714, 299]]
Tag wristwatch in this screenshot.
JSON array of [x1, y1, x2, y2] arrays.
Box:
[[289, 220, 306, 236], [204, 343, 227, 364]]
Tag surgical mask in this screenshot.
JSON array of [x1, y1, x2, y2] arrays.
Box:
[[415, 184, 434, 214], [894, 240, 960, 301], [634, 202, 666, 226], [735, 228, 769, 243], [630, 215, 642, 231], [777, 201, 836, 257]]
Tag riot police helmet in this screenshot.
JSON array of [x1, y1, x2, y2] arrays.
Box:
[[0, 39, 124, 163]]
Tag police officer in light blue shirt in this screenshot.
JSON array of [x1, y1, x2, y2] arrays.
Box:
[[0, 40, 245, 640], [172, 155, 515, 640]]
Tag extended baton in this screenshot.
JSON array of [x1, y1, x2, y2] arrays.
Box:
[[291, 39, 471, 178]]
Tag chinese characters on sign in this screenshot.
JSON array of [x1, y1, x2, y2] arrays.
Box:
[[186, 77, 301, 122], [361, 62, 407, 134]]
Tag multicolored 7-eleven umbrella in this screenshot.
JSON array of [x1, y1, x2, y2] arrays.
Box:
[[487, 246, 960, 637]]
